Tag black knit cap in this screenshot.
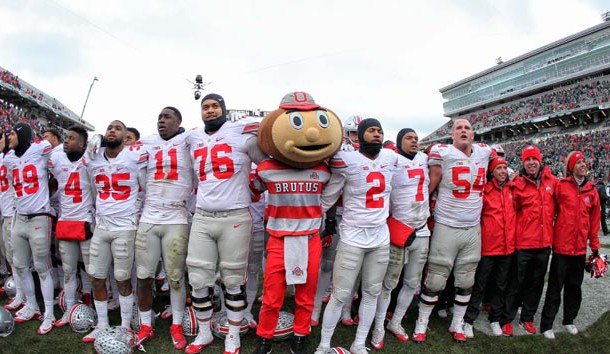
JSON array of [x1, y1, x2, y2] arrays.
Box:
[[357, 118, 382, 144], [396, 128, 416, 154], [201, 93, 227, 118], [12, 122, 32, 157]]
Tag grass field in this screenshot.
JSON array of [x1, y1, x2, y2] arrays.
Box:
[[1, 284, 609, 354]]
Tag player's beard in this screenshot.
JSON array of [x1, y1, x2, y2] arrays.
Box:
[[105, 136, 123, 149]]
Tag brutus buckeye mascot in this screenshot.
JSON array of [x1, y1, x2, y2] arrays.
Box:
[[250, 92, 343, 354]]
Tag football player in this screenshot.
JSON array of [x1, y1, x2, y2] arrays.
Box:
[[47, 126, 95, 328], [134, 107, 192, 349], [4, 123, 56, 334], [0, 132, 23, 310], [184, 93, 267, 354], [413, 119, 493, 343], [82, 120, 148, 343], [373, 128, 430, 347], [315, 118, 398, 354]]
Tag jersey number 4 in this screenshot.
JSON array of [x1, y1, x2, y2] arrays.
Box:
[[452, 166, 485, 199], [65, 172, 83, 203], [194, 143, 235, 181]]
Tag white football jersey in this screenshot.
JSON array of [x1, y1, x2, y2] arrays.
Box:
[[0, 151, 17, 218], [323, 149, 398, 231], [84, 145, 148, 229], [4, 141, 53, 215], [429, 143, 492, 228], [48, 150, 95, 222], [139, 132, 193, 225], [187, 122, 266, 211], [390, 151, 431, 236]]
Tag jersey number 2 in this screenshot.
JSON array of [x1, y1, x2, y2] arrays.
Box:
[[365, 171, 386, 208]]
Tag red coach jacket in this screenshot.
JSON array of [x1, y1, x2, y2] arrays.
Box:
[[512, 166, 557, 250], [481, 179, 516, 256], [552, 176, 601, 255]]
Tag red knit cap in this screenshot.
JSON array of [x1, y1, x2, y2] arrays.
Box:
[[521, 145, 541, 164], [489, 156, 507, 173], [567, 151, 585, 172]]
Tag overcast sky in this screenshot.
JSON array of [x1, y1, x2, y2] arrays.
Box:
[[0, 0, 608, 141]]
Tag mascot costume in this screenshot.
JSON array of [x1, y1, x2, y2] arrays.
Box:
[[250, 92, 342, 354]]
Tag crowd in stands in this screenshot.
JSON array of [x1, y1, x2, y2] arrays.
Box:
[[425, 77, 610, 142], [0, 69, 20, 89], [503, 127, 610, 181], [0, 101, 46, 140]]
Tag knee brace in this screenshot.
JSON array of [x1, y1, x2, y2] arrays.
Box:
[[223, 285, 247, 312], [419, 287, 441, 306], [454, 287, 472, 306], [191, 287, 214, 314]]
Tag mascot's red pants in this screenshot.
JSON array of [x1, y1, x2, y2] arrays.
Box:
[[257, 234, 321, 338]]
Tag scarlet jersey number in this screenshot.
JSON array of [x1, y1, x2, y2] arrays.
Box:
[[365, 171, 386, 208], [65, 172, 83, 203], [0, 165, 9, 192], [194, 143, 235, 181], [12, 165, 39, 197], [154, 148, 178, 181], [95, 173, 131, 201], [407, 168, 425, 202], [452, 166, 486, 199]]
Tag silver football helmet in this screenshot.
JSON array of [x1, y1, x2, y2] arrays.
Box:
[[327, 348, 350, 354], [343, 115, 362, 149], [3, 276, 16, 298], [210, 311, 249, 339], [0, 307, 14, 338], [93, 326, 138, 354], [69, 303, 97, 333], [182, 306, 198, 337], [273, 311, 294, 341]]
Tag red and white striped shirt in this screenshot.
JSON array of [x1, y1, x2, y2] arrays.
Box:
[[252, 159, 330, 237]]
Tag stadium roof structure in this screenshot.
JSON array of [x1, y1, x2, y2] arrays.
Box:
[[0, 65, 94, 131], [439, 18, 610, 93]]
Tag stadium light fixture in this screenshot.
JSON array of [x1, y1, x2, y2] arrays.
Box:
[[80, 76, 98, 121]]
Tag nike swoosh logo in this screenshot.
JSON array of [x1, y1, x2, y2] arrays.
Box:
[[233, 224, 241, 229]]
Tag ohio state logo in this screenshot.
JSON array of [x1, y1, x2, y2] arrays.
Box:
[[292, 266, 303, 277]]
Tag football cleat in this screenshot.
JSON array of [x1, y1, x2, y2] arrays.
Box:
[[224, 333, 240, 354], [490, 322, 502, 336], [349, 342, 369, 354], [185, 331, 214, 354], [54, 310, 70, 327], [136, 324, 156, 345], [412, 319, 428, 343], [370, 328, 385, 350], [244, 312, 257, 329], [82, 326, 108, 343], [37, 312, 55, 335], [4, 295, 25, 311], [14, 305, 41, 323], [463, 323, 474, 338], [386, 320, 409, 342], [170, 323, 187, 350]]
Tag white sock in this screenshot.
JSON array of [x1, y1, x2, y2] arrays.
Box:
[[170, 279, 186, 325], [390, 285, 416, 326], [417, 301, 434, 324], [319, 295, 343, 347], [452, 303, 469, 329], [374, 290, 391, 331], [139, 309, 152, 327], [119, 293, 134, 328], [94, 300, 109, 328], [64, 272, 78, 311], [39, 269, 55, 315], [18, 269, 37, 308], [354, 292, 377, 346]]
